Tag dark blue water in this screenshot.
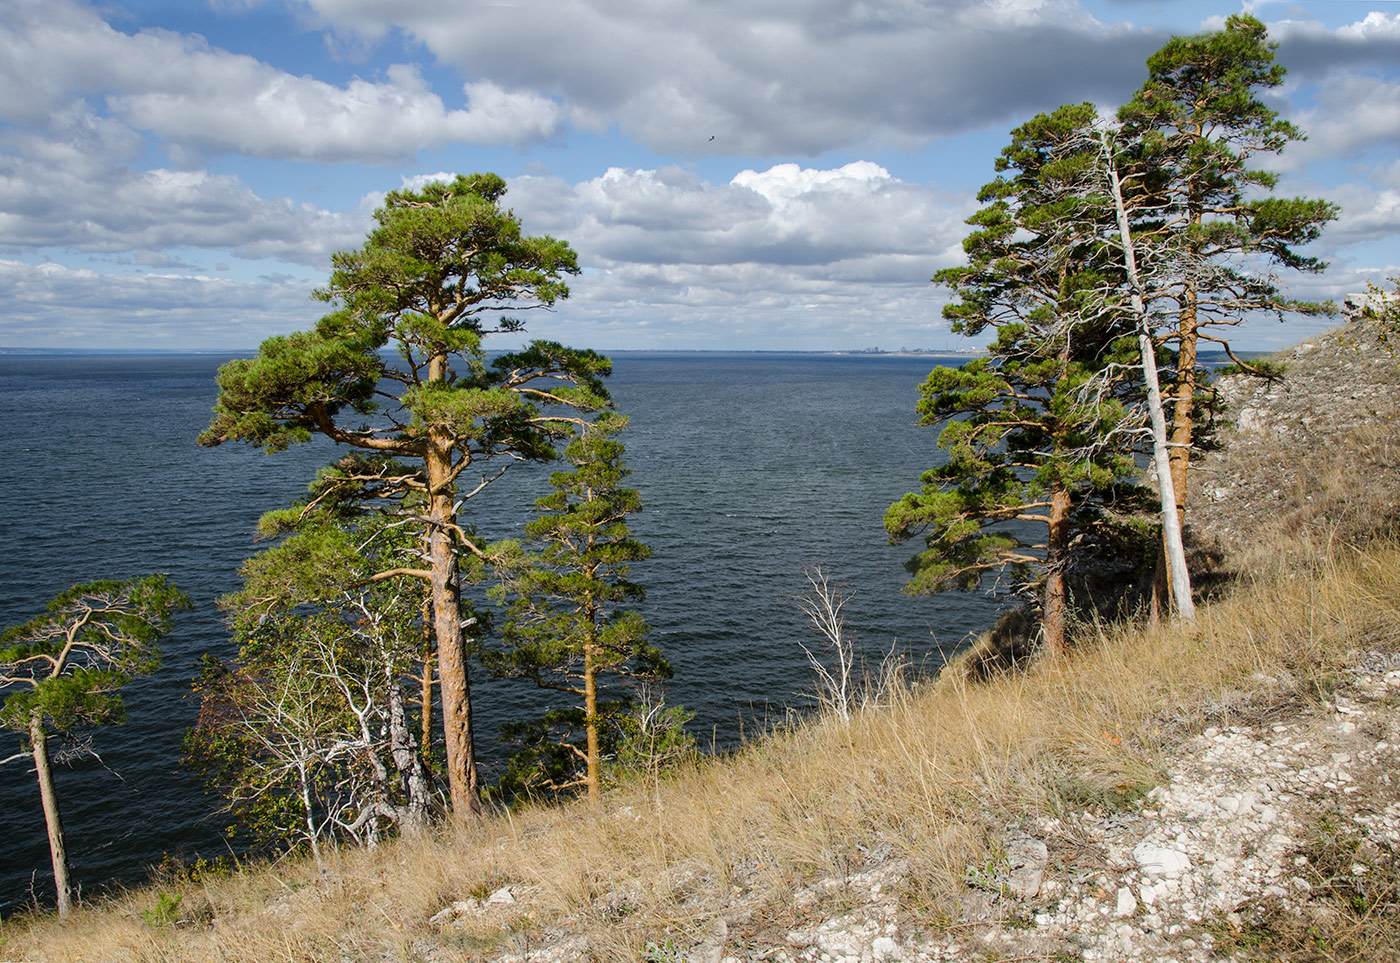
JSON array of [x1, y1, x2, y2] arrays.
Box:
[[0, 351, 999, 913]]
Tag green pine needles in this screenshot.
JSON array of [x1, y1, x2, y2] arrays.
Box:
[[488, 413, 672, 803], [890, 15, 1336, 655], [1, 576, 189, 916], [888, 105, 1149, 656]]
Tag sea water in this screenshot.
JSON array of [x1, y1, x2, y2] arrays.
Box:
[[0, 351, 1001, 913]]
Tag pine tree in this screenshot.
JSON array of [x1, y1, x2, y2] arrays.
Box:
[[887, 105, 1145, 655], [1118, 14, 1337, 517], [488, 414, 668, 802], [1, 576, 188, 916], [199, 174, 611, 820]]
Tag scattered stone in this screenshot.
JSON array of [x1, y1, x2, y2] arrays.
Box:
[[463, 655, 1397, 962], [428, 900, 481, 926], [870, 935, 901, 960], [1133, 843, 1191, 877], [1006, 836, 1049, 898]]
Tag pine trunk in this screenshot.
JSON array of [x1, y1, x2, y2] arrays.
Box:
[[1043, 265, 1073, 658], [426, 353, 480, 821], [427, 475, 480, 820], [584, 643, 600, 804], [1168, 294, 1199, 515], [1151, 239, 1202, 623], [1166, 196, 1204, 517], [30, 717, 72, 917], [1142, 332, 1196, 622], [419, 649, 434, 770], [419, 589, 434, 769], [1041, 485, 1072, 657]]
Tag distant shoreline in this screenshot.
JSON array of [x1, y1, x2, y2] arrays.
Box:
[[0, 346, 986, 358], [0, 347, 1267, 363]]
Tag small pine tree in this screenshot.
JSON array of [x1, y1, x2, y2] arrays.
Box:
[[1, 576, 188, 916], [488, 413, 669, 802]]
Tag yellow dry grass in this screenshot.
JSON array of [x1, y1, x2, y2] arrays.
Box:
[[6, 535, 1400, 962]]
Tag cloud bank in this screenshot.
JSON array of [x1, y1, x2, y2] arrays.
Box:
[[1, 0, 1396, 350], [0, 0, 562, 163], [293, 0, 1166, 156]]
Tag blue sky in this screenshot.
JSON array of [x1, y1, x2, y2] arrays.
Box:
[[2, 0, 1398, 352]]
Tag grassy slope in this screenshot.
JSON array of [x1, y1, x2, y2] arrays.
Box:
[[6, 327, 1400, 963]]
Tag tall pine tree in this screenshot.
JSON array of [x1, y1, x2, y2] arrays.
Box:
[[1118, 14, 1337, 517], [887, 105, 1144, 655], [200, 174, 611, 820]]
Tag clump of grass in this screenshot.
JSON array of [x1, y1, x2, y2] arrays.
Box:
[[1303, 813, 1400, 919]]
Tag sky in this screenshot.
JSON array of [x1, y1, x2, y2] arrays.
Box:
[[2, 0, 1398, 353]]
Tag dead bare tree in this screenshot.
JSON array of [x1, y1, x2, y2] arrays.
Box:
[[1096, 128, 1197, 623], [794, 566, 858, 722], [190, 576, 437, 856]]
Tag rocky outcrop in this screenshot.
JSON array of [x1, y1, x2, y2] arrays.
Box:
[[1190, 322, 1400, 555]]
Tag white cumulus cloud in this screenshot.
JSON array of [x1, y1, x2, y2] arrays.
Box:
[[0, 105, 369, 265], [0, 0, 562, 163], [1288, 74, 1400, 164], [516, 162, 967, 268], [1271, 11, 1400, 77], [504, 162, 971, 348]]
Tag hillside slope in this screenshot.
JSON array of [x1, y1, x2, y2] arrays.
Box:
[[5, 324, 1400, 963], [1191, 321, 1400, 558]]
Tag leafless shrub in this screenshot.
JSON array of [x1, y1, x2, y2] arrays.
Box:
[[794, 565, 858, 722]]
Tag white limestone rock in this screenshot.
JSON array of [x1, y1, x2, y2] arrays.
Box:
[[1134, 843, 1191, 877]]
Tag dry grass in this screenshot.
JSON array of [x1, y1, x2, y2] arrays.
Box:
[[6, 535, 1400, 962]]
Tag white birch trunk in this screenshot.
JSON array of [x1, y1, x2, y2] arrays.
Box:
[[1101, 133, 1197, 623]]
